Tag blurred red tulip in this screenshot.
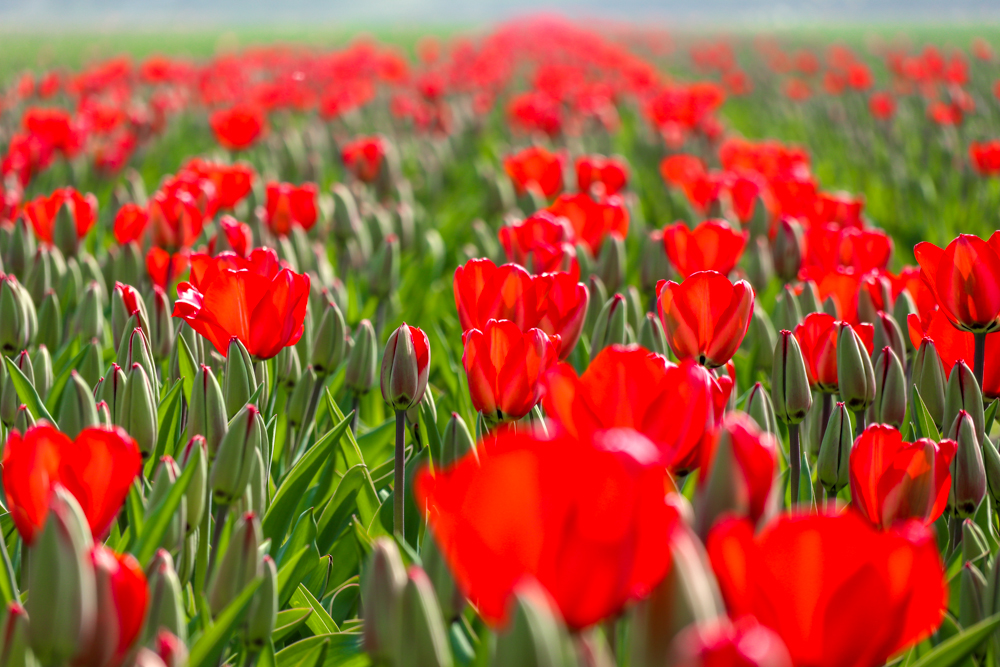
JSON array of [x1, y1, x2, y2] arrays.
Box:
[[182, 158, 254, 210], [341, 136, 387, 183], [576, 154, 628, 196], [869, 92, 897, 120], [415, 425, 680, 629], [264, 181, 318, 237], [498, 211, 579, 277], [81, 545, 149, 667], [907, 307, 1000, 398], [970, 141, 1000, 176], [849, 424, 956, 530], [708, 513, 946, 667], [218, 215, 253, 258], [209, 104, 267, 150], [545, 192, 629, 255], [174, 247, 310, 359], [146, 247, 190, 289], [662, 219, 748, 278], [915, 233, 1000, 333], [149, 188, 203, 250], [657, 271, 755, 368], [22, 187, 97, 245], [503, 146, 563, 198], [113, 202, 149, 245], [794, 313, 874, 391], [671, 617, 792, 667]]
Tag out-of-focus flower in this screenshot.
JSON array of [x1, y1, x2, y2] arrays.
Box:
[[209, 104, 267, 150]]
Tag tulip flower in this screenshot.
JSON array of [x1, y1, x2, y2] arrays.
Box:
[[671, 618, 792, 667], [503, 146, 563, 198], [657, 271, 755, 368], [79, 545, 149, 667], [849, 424, 956, 529], [2, 423, 141, 544], [463, 319, 558, 425], [113, 202, 149, 245], [263, 181, 318, 237], [793, 313, 874, 392], [341, 135, 387, 183], [707, 512, 947, 667], [415, 425, 680, 629], [182, 158, 254, 210], [148, 188, 203, 250], [545, 192, 629, 255], [22, 187, 97, 253], [216, 215, 253, 258], [173, 247, 310, 359], [576, 154, 628, 196], [497, 211, 578, 277], [209, 104, 267, 150], [662, 219, 748, 278]]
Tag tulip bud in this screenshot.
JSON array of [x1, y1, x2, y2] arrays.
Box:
[[132, 648, 168, 667], [494, 582, 572, 667], [224, 337, 258, 420], [857, 275, 893, 325], [274, 345, 302, 391], [287, 366, 318, 431], [36, 289, 62, 351], [346, 319, 377, 395], [96, 400, 113, 426], [178, 436, 208, 534], [873, 312, 906, 368], [27, 486, 97, 666], [369, 235, 400, 299], [26, 247, 54, 306], [60, 255, 83, 312], [110, 283, 147, 345], [0, 275, 31, 354], [96, 363, 127, 425], [837, 323, 876, 414], [118, 362, 158, 458], [380, 323, 430, 412], [143, 550, 187, 645], [742, 304, 777, 374], [893, 290, 919, 352], [948, 410, 987, 518], [583, 274, 608, 337], [149, 457, 187, 554], [294, 306, 314, 368], [575, 241, 595, 280], [440, 412, 477, 468], [744, 382, 779, 437], [1, 351, 33, 426], [177, 321, 204, 367], [52, 199, 84, 257], [362, 538, 406, 661], [984, 436, 1000, 506], [156, 630, 188, 667], [961, 562, 987, 630], [242, 446, 266, 516], [210, 404, 262, 505], [625, 285, 644, 334], [116, 324, 158, 404], [596, 233, 625, 294], [773, 284, 803, 333], [6, 218, 35, 281], [421, 528, 464, 623], [188, 364, 227, 459], [396, 567, 453, 667], [817, 402, 854, 495], [771, 331, 813, 424], [771, 216, 804, 283], [208, 512, 263, 616], [744, 236, 774, 293], [0, 603, 30, 667], [912, 338, 947, 430], [31, 344, 52, 400], [945, 360, 987, 448], [176, 530, 198, 587], [866, 346, 907, 428], [245, 555, 277, 651], [640, 230, 670, 294], [73, 281, 104, 342], [797, 281, 822, 316], [78, 338, 103, 389], [150, 286, 174, 360], [964, 519, 991, 565], [312, 300, 348, 375], [14, 403, 36, 433], [638, 312, 668, 356], [590, 294, 629, 361], [58, 370, 100, 439]]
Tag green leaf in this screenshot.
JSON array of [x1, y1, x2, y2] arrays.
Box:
[[258, 640, 277, 667], [5, 357, 56, 425], [145, 379, 184, 478], [187, 577, 263, 667], [131, 442, 201, 565], [262, 413, 352, 545], [0, 514, 19, 605], [986, 398, 999, 433], [355, 418, 395, 467], [291, 638, 329, 667], [913, 386, 942, 442], [315, 464, 380, 554], [274, 634, 367, 667], [276, 509, 317, 567], [325, 389, 365, 467], [277, 546, 320, 608], [273, 608, 313, 644], [908, 614, 1000, 667], [176, 334, 197, 406], [44, 345, 90, 414], [290, 583, 339, 635]]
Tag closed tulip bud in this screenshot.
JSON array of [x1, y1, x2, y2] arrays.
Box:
[[27, 486, 96, 666], [396, 566, 453, 667], [78, 338, 103, 389], [149, 457, 187, 553], [583, 274, 608, 338], [590, 294, 629, 361], [596, 233, 625, 293], [74, 281, 104, 341], [773, 284, 803, 333], [116, 324, 157, 403], [188, 364, 227, 459], [6, 218, 35, 280], [945, 360, 987, 448], [36, 289, 62, 351], [0, 275, 31, 355], [961, 562, 987, 630], [274, 344, 301, 389], [421, 528, 464, 623], [744, 382, 779, 437], [771, 331, 813, 424], [837, 323, 876, 414], [31, 344, 52, 400], [625, 285, 644, 334], [118, 363, 158, 458], [13, 404, 35, 433], [253, 360, 269, 414], [97, 363, 128, 426], [744, 236, 775, 293], [143, 550, 187, 645], [208, 511, 263, 617], [771, 216, 804, 283], [638, 312, 668, 356], [156, 630, 188, 667], [287, 366, 317, 429], [242, 446, 266, 515], [984, 437, 1000, 505], [370, 234, 400, 299], [178, 436, 208, 534], [0, 603, 31, 667], [96, 400, 112, 426], [59, 256, 83, 313], [640, 230, 670, 294], [817, 401, 854, 495], [53, 199, 83, 258], [346, 319, 377, 395], [873, 311, 906, 367], [380, 323, 431, 412], [26, 247, 53, 305], [210, 404, 262, 506], [494, 582, 572, 667], [58, 370, 100, 439], [858, 275, 893, 325], [362, 538, 407, 660], [312, 300, 348, 375], [294, 306, 314, 368], [964, 519, 991, 565], [948, 410, 987, 518], [575, 241, 595, 279], [797, 280, 822, 316], [742, 304, 777, 374], [224, 337, 257, 420], [1, 351, 34, 426], [893, 290, 919, 352], [440, 412, 476, 468], [245, 555, 277, 650], [111, 284, 149, 347], [912, 338, 947, 430], [150, 286, 174, 359], [867, 346, 907, 428]]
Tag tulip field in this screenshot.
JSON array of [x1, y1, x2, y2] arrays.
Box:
[[6, 16, 1000, 667]]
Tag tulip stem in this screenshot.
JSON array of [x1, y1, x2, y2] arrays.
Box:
[[819, 393, 832, 445], [208, 504, 229, 580], [395, 409, 406, 540], [975, 332, 987, 389], [351, 393, 360, 433], [789, 424, 800, 505], [854, 410, 866, 438]]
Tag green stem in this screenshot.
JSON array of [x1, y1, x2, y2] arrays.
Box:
[[394, 409, 405, 540], [819, 392, 833, 446], [207, 503, 229, 581], [854, 410, 866, 439], [975, 332, 987, 390], [789, 423, 801, 506]]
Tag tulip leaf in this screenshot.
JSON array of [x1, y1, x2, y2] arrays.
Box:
[[325, 389, 366, 467], [316, 464, 380, 554], [4, 356, 56, 426], [131, 441, 201, 565], [986, 398, 999, 432], [0, 514, 19, 605], [176, 333, 197, 407], [273, 634, 366, 667], [355, 418, 395, 468], [913, 386, 942, 442], [908, 613, 1000, 667], [273, 608, 313, 644], [290, 583, 339, 635], [145, 379, 184, 478], [188, 577, 263, 667], [327, 578, 360, 626], [43, 345, 89, 415], [258, 640, 277, 667], [262, 413, 353, 544], [291, 638, 329, 667]]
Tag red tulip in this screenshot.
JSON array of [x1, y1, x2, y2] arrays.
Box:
[[576, 154, 628, 196], [794, 313, 874, 391], [113, 203, 148, 245], [148, 188, 203, 250], [503, 146, 563, 199], [22, 187, 97, 245], [811, 266, 862, 324], [849, 424, 956, 530], [723, 172, 763, 223], [341, 136, 387, 183], [889, 266, 937, 328], [657, 271, 755, 368], [869, 92, 897, 121], [415, 425, 680, 629], [660, 155, 723, 215], [217, 215, 253, 258], [2, 424, 141, 545], [838, 228, 893, 274], [497, 211, 578, 277], [182, 158, 254, 210], [530, 271, 589, 360], [264, 181, 318, 236], [907, 307, 1000, 398], [542, 345, 724, 475], [707, 512, 946, 667], [462, 319, 558, 424], [209, 104, 267, 150], [545, 192, 629, 255], [671, 617, 792, 667], [81, 545, 149, 667], [915, 233, 1000, 333], [146, 247, 190, 290], [662, 219, 748, 278], [173, 247, 310, 359], [971, 141, 1000, 176]]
